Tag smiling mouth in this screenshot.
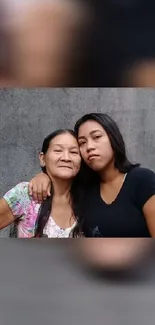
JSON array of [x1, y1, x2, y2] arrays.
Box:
[[58, 166, 72, 169]]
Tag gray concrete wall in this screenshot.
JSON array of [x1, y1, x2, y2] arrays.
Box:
[[0, 88, 155, 236]]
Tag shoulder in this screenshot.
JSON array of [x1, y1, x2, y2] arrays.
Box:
[[4, 182, 30, 201], [13, 182, 29, 191], [128, 167, 155, 182], [3, 182, 34, 217], [127, 167, 155, 208]]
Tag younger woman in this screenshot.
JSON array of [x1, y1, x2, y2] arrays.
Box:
[[29, 113, 155, 237]]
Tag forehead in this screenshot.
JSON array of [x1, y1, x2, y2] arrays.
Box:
[[50, 133, 78, 146], [78, 120, 104, 136]]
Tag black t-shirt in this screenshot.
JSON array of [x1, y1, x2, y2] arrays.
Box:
[[83, 167, 155, 237]]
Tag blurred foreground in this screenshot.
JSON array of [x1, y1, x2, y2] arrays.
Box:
[[0, 0, 92, 86], [1, 1, 155, 86], [0, 239, 155, 325]]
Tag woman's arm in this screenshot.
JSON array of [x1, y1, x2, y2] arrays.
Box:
[[0, 182, 30, 230], [135, 168, 155, 237], [143, 195, 155, 237], [28, 173, 51, 203], [0, 198, 14, 229]]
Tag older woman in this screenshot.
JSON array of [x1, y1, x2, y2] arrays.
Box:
[[0, 129, 82, 237]]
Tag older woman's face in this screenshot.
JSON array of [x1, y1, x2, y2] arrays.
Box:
[[40, 133, 81, 180]]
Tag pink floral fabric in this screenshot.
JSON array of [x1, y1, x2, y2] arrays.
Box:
[[3, 182, 75, 238]]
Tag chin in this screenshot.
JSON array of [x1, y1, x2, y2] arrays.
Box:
[[57, 169, 77, 178], [58, 173, 73, 179], [89, 164, 104, 172]]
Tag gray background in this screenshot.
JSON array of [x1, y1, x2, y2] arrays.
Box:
[[0, 87, 155, 236]]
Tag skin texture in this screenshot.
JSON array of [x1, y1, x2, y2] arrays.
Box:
[[39, 133, 81, 181], [39, 133, 81, 229], [77, 120, 114, 172]]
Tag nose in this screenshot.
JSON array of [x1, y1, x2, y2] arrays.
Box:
[[61, 150, 71, 162], [86, 139, 95, 153]]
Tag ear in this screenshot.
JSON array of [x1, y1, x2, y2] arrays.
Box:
[[39, 152, 45, 168]]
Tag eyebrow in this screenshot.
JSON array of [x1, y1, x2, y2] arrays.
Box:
[[53, 144, 79, 150], [78, 129, 103, 140]]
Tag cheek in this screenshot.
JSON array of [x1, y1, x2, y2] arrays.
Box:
[[79, 148, 87, 161], [45, 154, 57, 170], [73, 157, 81, 171], [100, 139, 113, 158]]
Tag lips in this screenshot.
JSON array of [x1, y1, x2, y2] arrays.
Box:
[[88, 154, 100, 161], [58, 166, 72, 169]]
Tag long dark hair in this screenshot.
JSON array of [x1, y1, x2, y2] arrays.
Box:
[[35, 129, 84, 237], [72, 112, 140, 237], [74, 112, 140, 173]]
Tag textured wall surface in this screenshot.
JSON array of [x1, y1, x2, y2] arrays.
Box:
[[0, 88, 155, 236]]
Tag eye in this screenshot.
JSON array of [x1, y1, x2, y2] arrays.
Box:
[[78, 141, 86, 147], [71, 151, 79, 155], [54, 149, 62, 152], [94, 135, 101, 140]]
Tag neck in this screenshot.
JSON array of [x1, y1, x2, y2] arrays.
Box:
[[51, 177, 72, 198], [99, 162, 123, 183]]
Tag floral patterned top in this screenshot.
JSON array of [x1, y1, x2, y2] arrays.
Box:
[[3, 182, 76, 238]]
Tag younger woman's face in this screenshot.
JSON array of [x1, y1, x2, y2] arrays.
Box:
[[40, 133, 81, 180], [77, 120, 114, 172]]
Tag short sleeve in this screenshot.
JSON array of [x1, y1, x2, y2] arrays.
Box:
[[135, 168, 155, 208], [3, 182, 30, 220]]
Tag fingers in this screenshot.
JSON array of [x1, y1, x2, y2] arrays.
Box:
[[42, 188, 48, 201], [37, 183, 44, 203], [42, 184, 51, 201], [47, 184, 51, 197], [28, 180, 39, 200], [28, 181, 33, 196], [28, 176, 51, 203], [31, 183, 39, 202]]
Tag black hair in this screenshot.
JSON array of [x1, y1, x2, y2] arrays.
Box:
[[72, 112, 140, 237], [74, 112, 140, 173], [35, 129, 84, 237]]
